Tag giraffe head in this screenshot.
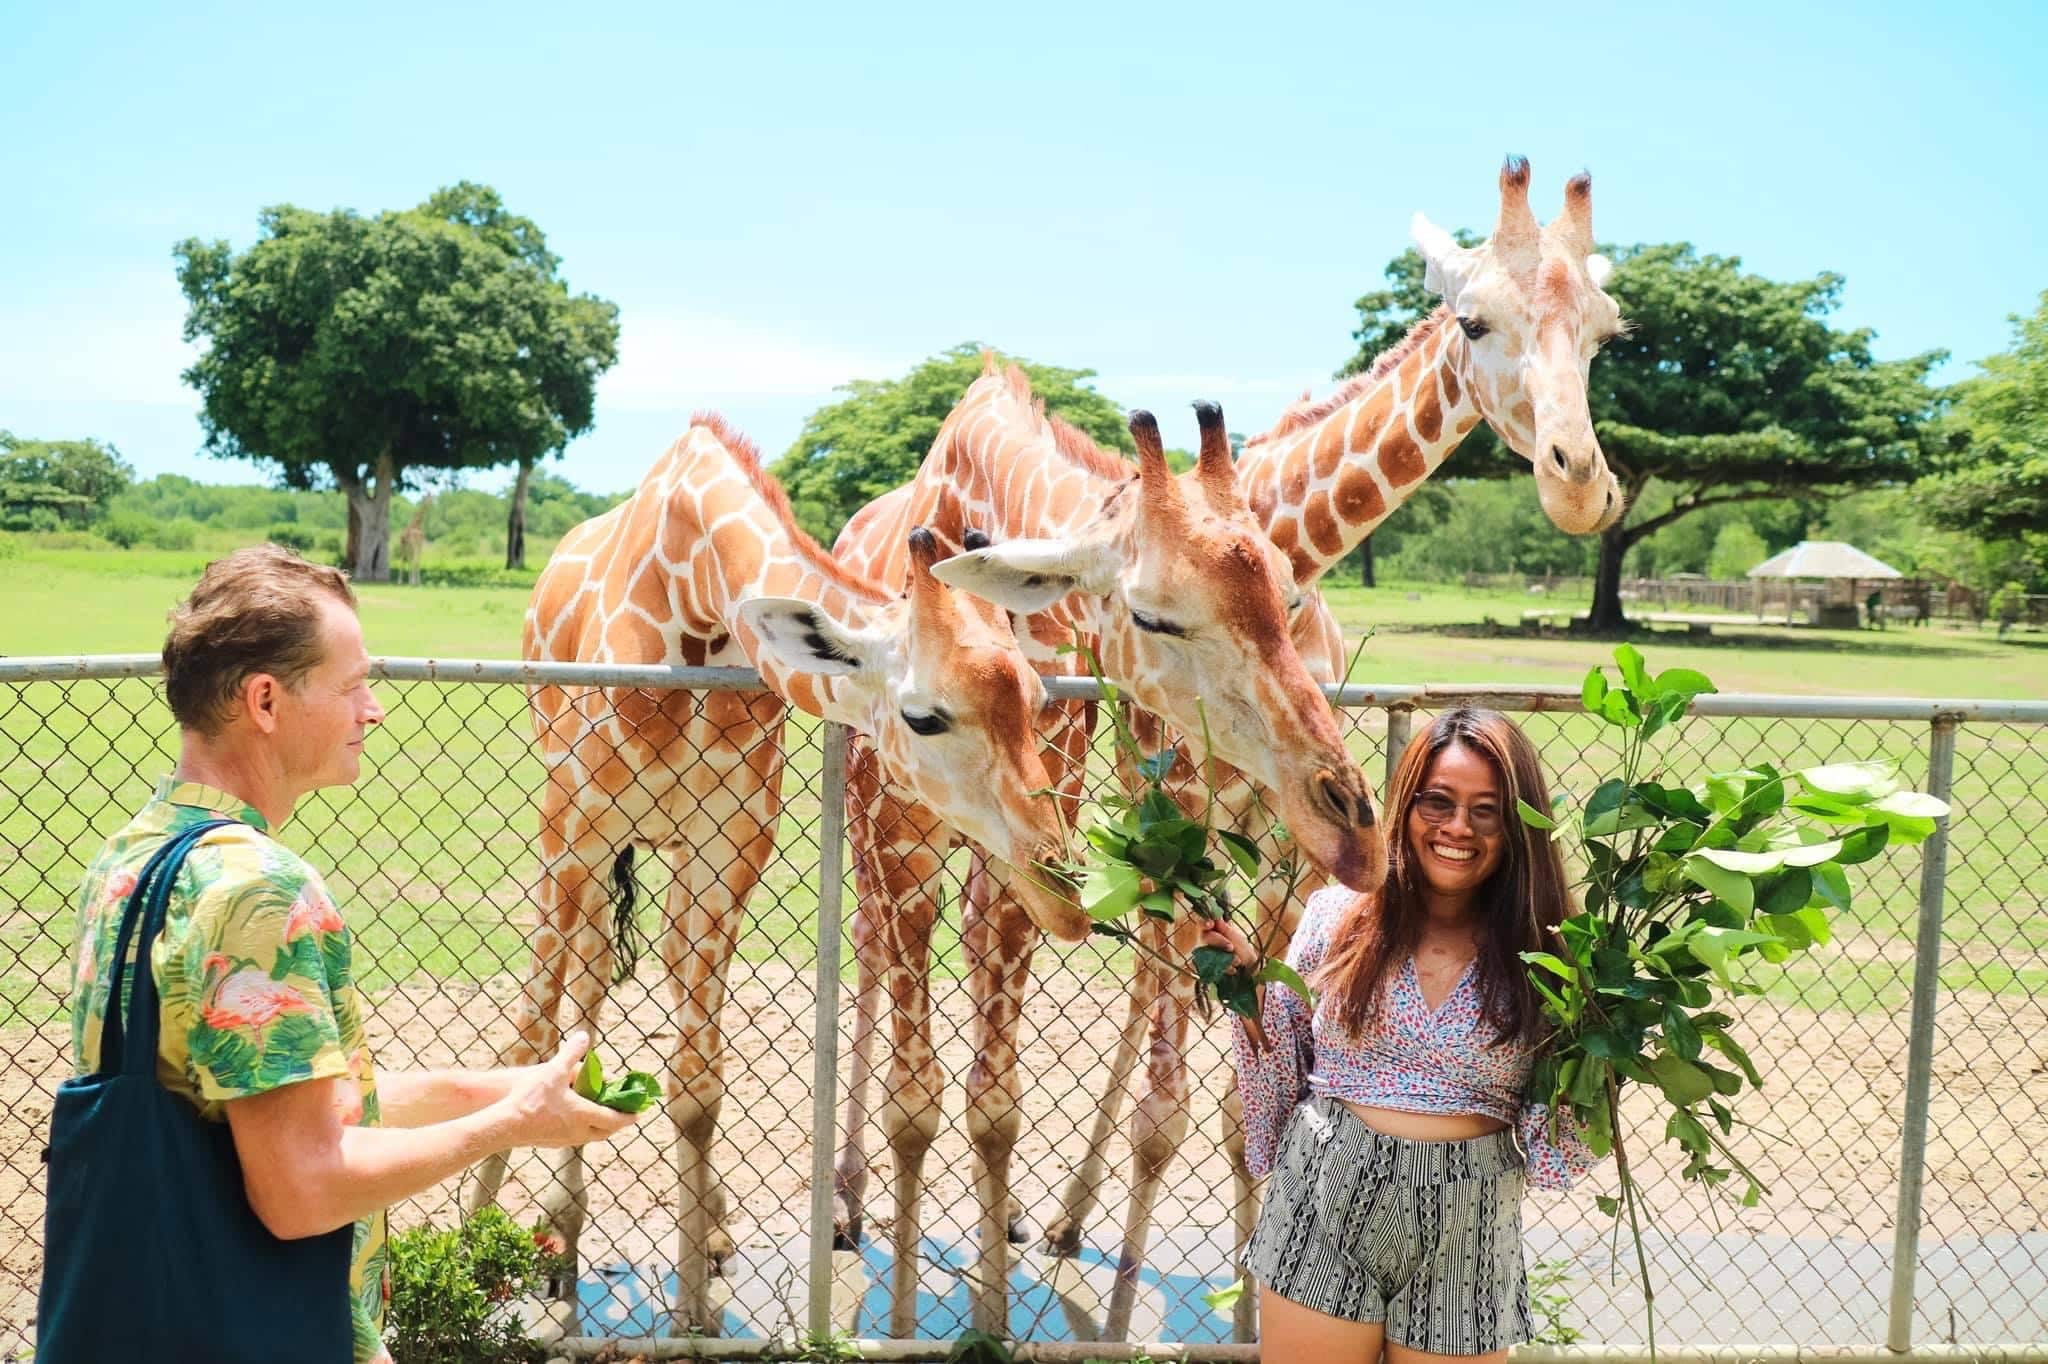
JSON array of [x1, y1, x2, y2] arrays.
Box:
[[1411, 157, 1626, 534], [930, 403, 1387, 893], [738, 528, 1091, 942]]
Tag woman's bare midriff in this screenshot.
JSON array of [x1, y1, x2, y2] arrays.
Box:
[[1342, 1101, 1510, 1142]]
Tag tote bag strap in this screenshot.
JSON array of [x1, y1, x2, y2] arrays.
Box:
[[97, 818, 241, 1079]]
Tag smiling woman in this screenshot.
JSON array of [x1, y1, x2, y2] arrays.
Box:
[[1204, 706, 1597, 1363]]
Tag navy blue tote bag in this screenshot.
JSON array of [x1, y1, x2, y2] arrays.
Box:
[[37, 818, 355, 1363]]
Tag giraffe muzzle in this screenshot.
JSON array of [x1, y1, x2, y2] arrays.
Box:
[[1314, 769, 1376, 829]]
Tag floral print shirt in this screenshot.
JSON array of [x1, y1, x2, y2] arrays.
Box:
[[69, 778, 391, 1364], [1231, 886, 1598, 1191]]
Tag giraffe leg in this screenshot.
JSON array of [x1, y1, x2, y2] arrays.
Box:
[[868, 820, 949, 1341], [833, 743, 885, 1250], [1040, 953, 1155, 1258], [960, 855, 1039, 1337], [1219, 1083, 1259, 1343], [661, 766, 782, 1338], [467, 813, 579, 1216], [1104, 916, 1198, 1342], [833, 946, 881, 1250], [534, 843, 623, 1302]]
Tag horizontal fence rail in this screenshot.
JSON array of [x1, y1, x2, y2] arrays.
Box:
[[1, 657, 2043, 1360]]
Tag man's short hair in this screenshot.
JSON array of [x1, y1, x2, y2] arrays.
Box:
[[163, 544, 358, 735]]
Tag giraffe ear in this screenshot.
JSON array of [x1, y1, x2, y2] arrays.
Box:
[[1411, 212, 1475, 299], [1586, 253, 1615, 289], [929, 538, 1119, 615], [734, 597, 885, 677]]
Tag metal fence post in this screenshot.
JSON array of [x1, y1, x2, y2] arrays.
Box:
[[1886, 714, 1959, 1353], [1385, 707, 1412, 792], [810, 723, 850, 1341]]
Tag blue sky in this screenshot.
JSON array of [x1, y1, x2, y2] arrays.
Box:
[[4, 0, 2043, 495]]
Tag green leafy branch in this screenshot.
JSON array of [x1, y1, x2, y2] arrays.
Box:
[[1048, 633, 1314, 1045], [1518, 644, 1949, 1355]]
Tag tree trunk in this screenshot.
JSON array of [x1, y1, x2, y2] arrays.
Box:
[[339, 454, 397, 582], [1359, 536, 1376, 589], [1588, 524, 1632, 633], [506, 456, 533, 571]]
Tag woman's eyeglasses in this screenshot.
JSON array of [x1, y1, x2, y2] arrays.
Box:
[[1413, 790, 1504, 835]]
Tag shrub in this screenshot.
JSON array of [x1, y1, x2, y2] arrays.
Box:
[[384, 1206, 567, 1364], [149, 517, 199, 550], [268, 523, 319, 551], [1990, 580, 2027, 624], [96, 511, 154, 547]]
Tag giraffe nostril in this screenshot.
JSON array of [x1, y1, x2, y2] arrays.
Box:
[[1314, 770, 1366, 828], [1551, 446, 1570, 474]]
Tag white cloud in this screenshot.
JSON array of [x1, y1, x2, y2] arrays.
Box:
[[599, 313, 915, 409]]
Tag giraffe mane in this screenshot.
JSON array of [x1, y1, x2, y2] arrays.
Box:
[[1244, 305, 1453, 448], [688, 410, 893, 604], [981, 358, 1129, 481]]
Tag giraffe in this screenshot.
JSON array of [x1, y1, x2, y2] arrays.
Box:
[[828, 371, 1386, 1335], [1041, 158, 1634, 1341], [461, 412, 1092, 1336], [398, 493, 432, 586]]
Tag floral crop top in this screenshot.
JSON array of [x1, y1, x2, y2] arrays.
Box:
[[1230, 886, 1598, 1191]]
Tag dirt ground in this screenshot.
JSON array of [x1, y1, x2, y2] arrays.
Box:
[[5, 949, 2043, 1345]]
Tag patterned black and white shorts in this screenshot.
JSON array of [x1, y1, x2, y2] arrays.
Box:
[[1245, 1095, 1531, 1354]]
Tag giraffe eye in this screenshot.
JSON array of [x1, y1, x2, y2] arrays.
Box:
[[1458, 316, 1491, 341], [1131, 610, 1187, 638], [902, 709, 949, 737]]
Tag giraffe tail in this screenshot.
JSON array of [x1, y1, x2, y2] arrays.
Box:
[[609, 845, 642, 985]]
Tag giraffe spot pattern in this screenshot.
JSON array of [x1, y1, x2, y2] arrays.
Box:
[[1334, 465, 1387, 528], [1304, 492, 1343, 558], [1379, 424, 1427, 488], [1313, 415, 1348, 481], [1412, 379, 1443, 444]]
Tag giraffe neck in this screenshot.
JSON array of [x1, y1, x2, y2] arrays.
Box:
[[939, 377, 1127, 546], [1236, 312, 1484, 588], [862, 373, 1130, 646], [640, 428, 893, 720]]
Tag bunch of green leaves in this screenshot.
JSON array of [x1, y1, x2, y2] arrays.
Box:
[[385, 1206, 569, 1364], [1050, 638, 1312, 1045], [572, 1047, 663, 1113], [1517, 644, 1949, 1352]]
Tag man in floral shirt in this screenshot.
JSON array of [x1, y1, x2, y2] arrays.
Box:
[[68, 545, 642, 1363]]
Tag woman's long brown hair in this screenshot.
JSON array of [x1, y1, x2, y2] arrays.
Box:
[[1314, 707, 1572, 1046]]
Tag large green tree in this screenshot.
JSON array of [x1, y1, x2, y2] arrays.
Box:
[[1918, 290, 2048, 586], [772, 343, 1135, 542], [0, 432, 133, 529], [175, 182, 620, 580], [1344, 240, 1945, 629]]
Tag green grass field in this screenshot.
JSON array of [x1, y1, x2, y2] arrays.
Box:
[[2, 546, 2043, 1031]]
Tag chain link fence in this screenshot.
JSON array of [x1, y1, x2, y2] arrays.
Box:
[[1, 657, 2042, 1359]]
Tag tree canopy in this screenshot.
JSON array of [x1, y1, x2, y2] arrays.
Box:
[[1918, 290, 2048, 579], [0, 432, 133, 531], [1344, 239, 1946, 627], [175, 182, 620, 580], [771, 343, 1135, 542]]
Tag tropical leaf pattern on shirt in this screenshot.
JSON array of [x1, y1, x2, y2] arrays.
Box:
[[69, 778, 390, 1362]]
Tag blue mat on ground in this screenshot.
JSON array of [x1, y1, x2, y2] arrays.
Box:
[[572, 1235, 1241, 1342]]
